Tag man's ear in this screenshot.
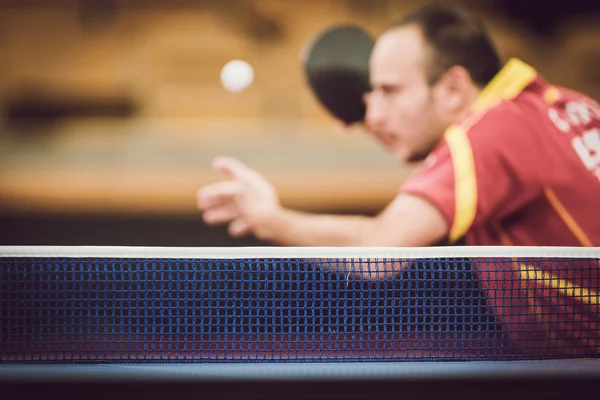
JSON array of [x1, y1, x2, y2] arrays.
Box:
[[434, 65, 474, 113]]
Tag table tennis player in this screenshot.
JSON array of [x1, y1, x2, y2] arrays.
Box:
[[198, 3, 599, 356], [198, 3, 599, 249]]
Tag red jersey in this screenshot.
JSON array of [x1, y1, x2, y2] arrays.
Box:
[[401, 58, 600, 356]]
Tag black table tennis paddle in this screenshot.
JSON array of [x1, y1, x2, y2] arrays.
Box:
[[303, 25, 375, 125]]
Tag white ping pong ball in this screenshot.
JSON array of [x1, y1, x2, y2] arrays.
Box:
[[220, 60, 254, 93]]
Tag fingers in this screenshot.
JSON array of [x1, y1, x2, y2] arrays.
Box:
[[228, 218, 252, 237], [202, 204, 241, 225], [197, 181, 243, 209], [198, 157, 271, 239], [212, 156, 260, 182], [202, 206, 252, 238]]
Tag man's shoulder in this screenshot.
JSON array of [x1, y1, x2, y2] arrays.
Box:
[[469, 99, 533, 132], [453, 96, 545, 151]]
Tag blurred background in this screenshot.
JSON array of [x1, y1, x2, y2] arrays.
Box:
[[0, 0, 598, 247]]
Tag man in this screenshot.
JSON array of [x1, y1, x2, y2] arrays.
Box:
[[198, 4, 599, 354], [198, 4, 599, 249]]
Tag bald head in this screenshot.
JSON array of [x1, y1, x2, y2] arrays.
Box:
[[369, 25, 430, 91]]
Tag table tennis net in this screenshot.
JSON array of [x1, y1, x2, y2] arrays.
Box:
[[1, 246, 599, 363]]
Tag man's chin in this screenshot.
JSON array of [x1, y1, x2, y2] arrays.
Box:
[[394, 150, 428, 164]]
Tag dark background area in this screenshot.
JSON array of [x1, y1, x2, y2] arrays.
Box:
[[0, 211, 266, 247]]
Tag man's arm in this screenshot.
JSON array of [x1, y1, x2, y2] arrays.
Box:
[[198, 157, 449, 279], [254, 194, 449, 280], [254, 194, 448, 248]]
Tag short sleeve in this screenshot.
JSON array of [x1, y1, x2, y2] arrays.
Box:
[[400, 104, 544, 243], [401, 139, 456, 236]]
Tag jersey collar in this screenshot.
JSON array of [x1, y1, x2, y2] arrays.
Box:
[[471, 58, 538, 113]]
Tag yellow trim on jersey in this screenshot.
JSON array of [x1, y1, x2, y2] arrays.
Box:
[[543, 87, 561, 104], [444, 58, 538, 242], [518, 263, 600, 307], [445, 126, 477, 243], [471, 58, 538, 113], [544, 187, 594, 247]]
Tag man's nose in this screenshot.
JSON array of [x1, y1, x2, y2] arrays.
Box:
[[364, 93, 385, 130]]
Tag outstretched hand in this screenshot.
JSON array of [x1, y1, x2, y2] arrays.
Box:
[[197, 157, 280, 238]]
